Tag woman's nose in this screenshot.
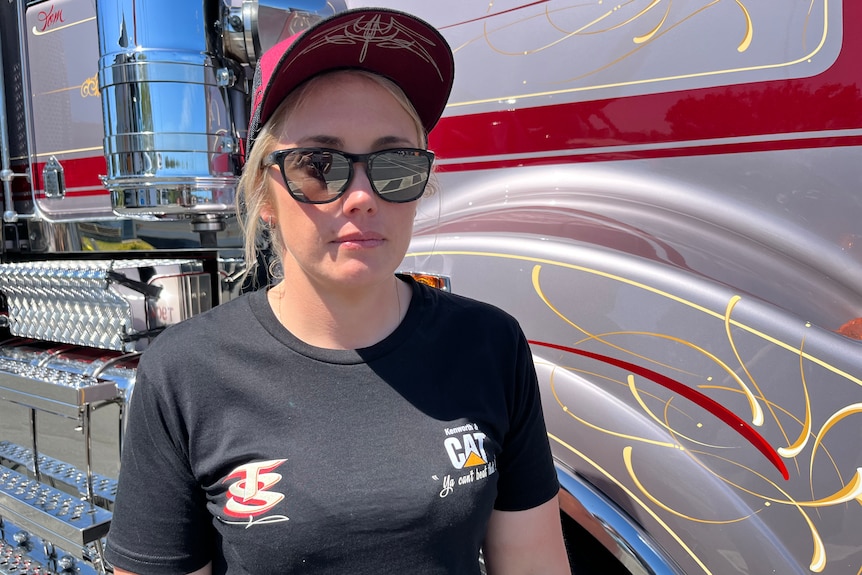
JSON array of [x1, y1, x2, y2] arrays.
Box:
[[340, 163, 379, 213]]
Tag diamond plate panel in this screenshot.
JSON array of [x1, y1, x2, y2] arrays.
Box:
[[0, 259, 207, 352]]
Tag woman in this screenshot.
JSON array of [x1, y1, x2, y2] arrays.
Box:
[[105, 8, 570, 575]]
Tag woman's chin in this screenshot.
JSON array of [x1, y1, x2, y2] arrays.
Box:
[[322, 260, 399, 287]]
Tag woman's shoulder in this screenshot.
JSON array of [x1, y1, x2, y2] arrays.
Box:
[[412, 279, 522, 334]]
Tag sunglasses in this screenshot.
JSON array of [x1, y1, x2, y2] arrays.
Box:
[[262, 147, 435, 204]]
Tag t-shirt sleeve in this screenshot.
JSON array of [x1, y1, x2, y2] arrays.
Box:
[[493, 328, 560, 511], [103, 352, 214, 575]]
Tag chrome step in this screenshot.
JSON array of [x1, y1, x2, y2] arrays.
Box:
[[0, 360, 118, 419], [0, 537, 55, 575], [0, 467, 111, 559], [0, 442, 117, 505], [0, 527, 103, 575]]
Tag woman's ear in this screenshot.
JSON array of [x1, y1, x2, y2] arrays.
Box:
[[260, 204, 276, 228]]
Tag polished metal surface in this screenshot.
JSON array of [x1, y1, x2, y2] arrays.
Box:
[[0, 0, 40, 225], [0, 361, 117, 419], [0, 442, 117, 505], [96, 0, 245, 220], [0, 16, 17, 223], [556, 465, 683, 575], [96, 0, 353, 220], [0, 340, 133, 573], [232, 0, 344, 65], [1, 530, 105, 575], [40, 157, 65, 200], [0, 537, 54, 575], [0, 468, 111, 556], [0, 259, 210, 352]]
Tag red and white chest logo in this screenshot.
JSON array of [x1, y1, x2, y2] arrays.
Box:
[[221, 459, 289, 527]]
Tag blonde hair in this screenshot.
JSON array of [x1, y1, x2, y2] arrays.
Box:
[[236, 69, 437, 286]]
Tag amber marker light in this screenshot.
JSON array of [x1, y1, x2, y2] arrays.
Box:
[[401, 272, 450, 291]]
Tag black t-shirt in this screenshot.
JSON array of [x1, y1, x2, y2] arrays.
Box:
[[104, 278, 559, 574]]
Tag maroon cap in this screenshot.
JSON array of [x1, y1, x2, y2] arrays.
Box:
[[246, 8, 454, 153]]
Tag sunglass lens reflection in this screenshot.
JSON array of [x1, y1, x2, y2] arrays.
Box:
[[282, 149, 430, 203], [284, 151, 340, 202], [369, 151, 430, 202]]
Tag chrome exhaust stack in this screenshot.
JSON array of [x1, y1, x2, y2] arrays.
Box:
[[96, 0, 342, 233], [223, 0, 338, 67]]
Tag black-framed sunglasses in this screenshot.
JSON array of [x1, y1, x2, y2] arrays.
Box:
[[262, 147, 435, 204]]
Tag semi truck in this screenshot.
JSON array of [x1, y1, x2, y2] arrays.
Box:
[[0, 0, 860, 574]]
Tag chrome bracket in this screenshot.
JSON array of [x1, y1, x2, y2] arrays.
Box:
[[42, 156, 66, 199]]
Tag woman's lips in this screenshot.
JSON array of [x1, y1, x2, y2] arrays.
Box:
[[333, 234, 385, 249]]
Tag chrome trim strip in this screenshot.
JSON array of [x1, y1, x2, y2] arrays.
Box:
[[0, 0, 39, 223], [0, 22, 16, 222], [14, 0, 37, 218], [556, 464, 684, 575], [435, 128, 862, 166]]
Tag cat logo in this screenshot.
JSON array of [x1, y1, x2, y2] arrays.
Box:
[[445, 432, 488, 469]]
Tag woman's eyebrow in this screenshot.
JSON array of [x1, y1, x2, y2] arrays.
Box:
[[373, 135, 416, 148], [296, 135, 342, 148], [293, 135, 417, 149]]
